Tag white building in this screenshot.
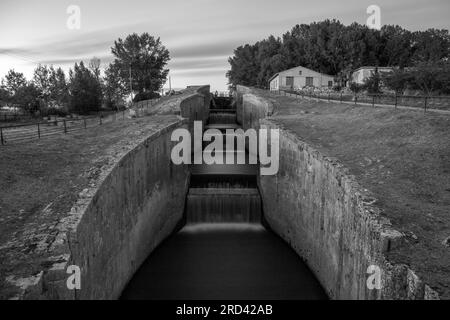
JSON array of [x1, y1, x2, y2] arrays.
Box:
[[269, 66, 335, 91], [351, 66, 394, 85]]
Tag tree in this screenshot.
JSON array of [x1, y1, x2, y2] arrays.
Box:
[[349, 82, 365, 94], [49, 67, 69, 107], [14, 84, 41, 114], [110, 33, 170, 99], [410, 61, 450, 95], [103, 64, 127, 109], [32, 64, 52, 101], [382, 68, 413, 95], [227, 44, 259, 87], [2, 70, 27, 96], [68, 62, 102, 114], [0, 86, 10, 102], [89, 57, 101, 80], [411, 29, 450, 64], [379, 25, 413, 68], [363, 70, 382, 94]]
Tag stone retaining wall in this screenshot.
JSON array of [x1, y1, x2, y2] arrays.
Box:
[[237, 85, 440, 300]]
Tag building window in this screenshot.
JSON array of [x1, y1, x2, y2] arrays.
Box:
[[299, 70, 302, 75], [328, 81, 333, 88], [305, 77, 313, 87], [286, 76, 294, 88]]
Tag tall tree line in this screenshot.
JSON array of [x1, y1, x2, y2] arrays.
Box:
[[0, 33, 170, 115], [227, 20, 450, 88]]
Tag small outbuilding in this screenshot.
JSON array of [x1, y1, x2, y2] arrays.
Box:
[[269, 66, 335, 91], [351, 66, 394, 85]]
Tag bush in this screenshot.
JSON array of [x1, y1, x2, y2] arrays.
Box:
[[44, 106, 69, 117], [349, 82, 365, 94], [133, 91, 160, 103]]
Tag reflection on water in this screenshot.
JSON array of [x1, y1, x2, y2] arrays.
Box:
[[120, 223, 327, 300]]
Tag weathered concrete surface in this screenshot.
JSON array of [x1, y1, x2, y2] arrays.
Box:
[[236, 85, 277, 129], [237, 85, 440, 300], [3, 119, 190, 300]]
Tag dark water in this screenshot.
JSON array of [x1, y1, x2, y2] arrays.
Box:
[[120, 224, 327, 300]]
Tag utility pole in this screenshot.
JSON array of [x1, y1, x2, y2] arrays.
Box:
[[169, 76, 172, 92], [129, 62, 133, 102]]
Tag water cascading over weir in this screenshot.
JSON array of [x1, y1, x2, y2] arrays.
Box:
[[185, 96, 261, 224]]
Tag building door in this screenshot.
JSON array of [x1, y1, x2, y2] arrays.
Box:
[[286, 76, 294, 88], [305, 77, 314, 87]]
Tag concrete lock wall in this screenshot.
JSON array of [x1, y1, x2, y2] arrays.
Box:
[[8, 86, 211, 300], [68, 122, 189, 300], [236, 85, 275, 130], [179, 86, 211, 128], [26, 120, 190, 300], [236, 85, 440, 300]]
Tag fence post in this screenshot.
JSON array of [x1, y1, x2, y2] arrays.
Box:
[[372, 95, 375, 108], [63, 120, 67, 133], [354, 95, 358, 106], [340, 92, 343, 103], [37, 123, 40, 139], [424, 96, 428, 112], [395, 95, 398, 109], [328, 93, 330, 102], [0, 127, 4, 145]]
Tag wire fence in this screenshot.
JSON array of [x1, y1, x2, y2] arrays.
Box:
[[0, 110, 127, 146], [270, 89, 450, 112], [0, 113, 35, 123]]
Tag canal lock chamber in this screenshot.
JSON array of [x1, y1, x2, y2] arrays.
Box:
[[120, 93, 327, 300]]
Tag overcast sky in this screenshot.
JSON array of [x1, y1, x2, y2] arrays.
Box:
[[0, 0, 449, 91]]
